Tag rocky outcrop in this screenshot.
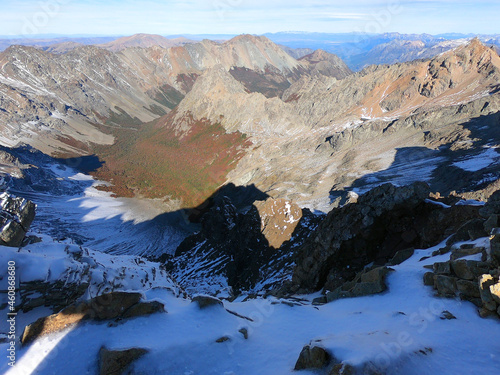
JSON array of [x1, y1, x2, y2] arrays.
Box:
[[0, 192, 36, 247], [21, 292, 166, 345], [423, 192, 500, 318], [168, 195, 320, 294], [192, 295, 223, 309], [291, 182, 482, 293]]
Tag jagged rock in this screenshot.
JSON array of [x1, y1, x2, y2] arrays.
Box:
[[0, 192, 36, 247], [294, 345, 332, 370], [479, 275, 497, 311], [21, 292, 165, 345], [215, 336, 231, 343], [192, 295, 223, 309], [99, 347, 148, 375]]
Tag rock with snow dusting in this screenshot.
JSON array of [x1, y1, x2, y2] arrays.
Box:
[[0, 192, 36, 247]]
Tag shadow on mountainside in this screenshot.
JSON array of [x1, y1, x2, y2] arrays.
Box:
[[330, 111, 500, 201]]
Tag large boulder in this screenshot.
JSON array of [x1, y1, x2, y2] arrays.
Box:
[[21, 292, 166, 345], [294, 345, 332, 370], [99, 347, 148, 375]]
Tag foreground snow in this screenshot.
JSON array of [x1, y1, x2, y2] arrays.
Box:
[[1, 237, 499, 374]]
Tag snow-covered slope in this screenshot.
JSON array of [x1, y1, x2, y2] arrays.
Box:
[[1, 238, 499, 374]]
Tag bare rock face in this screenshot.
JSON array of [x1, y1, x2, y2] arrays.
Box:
[[254, 198, 302, 249], [0, 192, 36, 247], [291, 182, 484, 293]]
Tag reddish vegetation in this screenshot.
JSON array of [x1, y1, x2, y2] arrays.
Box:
[[91, 111, 252, 207]]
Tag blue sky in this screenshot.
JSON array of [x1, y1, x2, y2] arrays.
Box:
[[0, 0, 499, 37]]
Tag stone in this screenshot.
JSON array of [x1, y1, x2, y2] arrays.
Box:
[[99, 347, 148, 375], [456, 279, 481, 298], [433, 262, 451, 275], [216, 336, 231, 343], [239, 328, 248, 339], [388, 248, 414, 265], [440, 310, 457, 320], [360, 267, 391, 284], [294, 345, 332, 370], [0, 220, 26, 247], [450, 247, 485, 261], [423, 272, 435, 286], [479, 274, 497, 311], [451, 260, 477, 280], [434, 275, 457, 296], [192, 295, 224, 309]]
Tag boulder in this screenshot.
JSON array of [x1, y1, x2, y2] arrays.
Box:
[[451, 260, 490, 280], [21, 292, 165, 345], [294, 345, 332, 370], [99, 347, 148, 375], [434, 275, 457, 296], [490, 282, 500, 305], [423, 272, 435, 286], [491, 235, 500, 265], [192, 295, 223, 309], [456, 279, 481, 298], [484, 214, 498, 234], [433, 262, 451, 275], [326, 267, 392, 302]]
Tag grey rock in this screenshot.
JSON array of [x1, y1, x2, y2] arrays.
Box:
[[456, 279, 481, 298], [479, 274, 498, 311], [433, 262, 451, 275], [434, 275, 457, 296]]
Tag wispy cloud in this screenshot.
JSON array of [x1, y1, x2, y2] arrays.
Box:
[[0, 0, 498, 37]]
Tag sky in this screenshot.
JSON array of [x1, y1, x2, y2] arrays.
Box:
[[0, 0, 499, 38]]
